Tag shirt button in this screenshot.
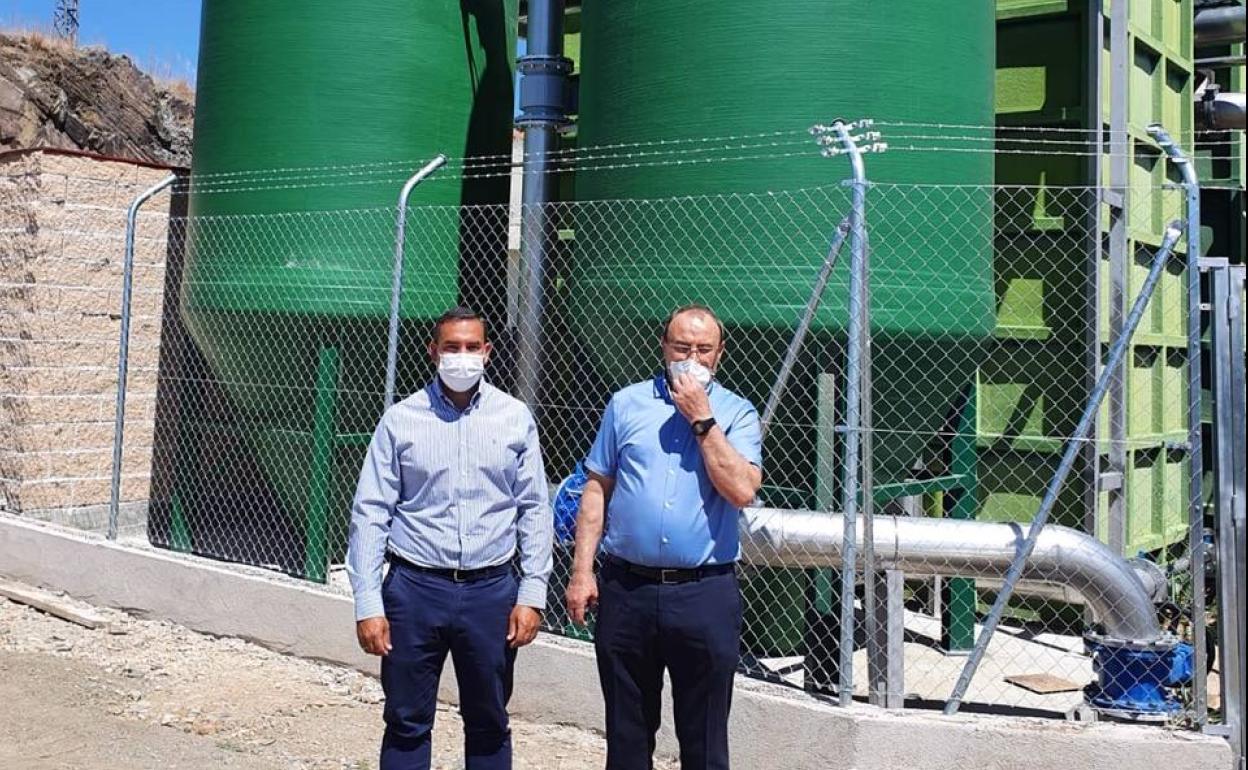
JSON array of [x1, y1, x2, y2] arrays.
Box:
[[661, 537, 669, 544], [664, 501, 672, 508]]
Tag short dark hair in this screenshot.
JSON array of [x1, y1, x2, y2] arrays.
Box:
[[432, 306, 487, 342], [662, 304, 725, 344]]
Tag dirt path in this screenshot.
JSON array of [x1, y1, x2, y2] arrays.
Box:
[[0, 586, 669, 770]]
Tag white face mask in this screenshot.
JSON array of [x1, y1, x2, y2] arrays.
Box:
[[438, 352, 485, 392], [668, 357, 713, 388]]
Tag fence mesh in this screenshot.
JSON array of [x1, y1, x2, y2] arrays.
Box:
[[0, 143, 1228, 725]]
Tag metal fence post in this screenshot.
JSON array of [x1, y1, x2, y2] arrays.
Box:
[[108, 174, 177, 541], [943, 221, 1186, 715], [1207, 259, 1245, 765], [385, 155, 448, 410], [1148, 123, 1208, 725], [811, 120, 880, 707]]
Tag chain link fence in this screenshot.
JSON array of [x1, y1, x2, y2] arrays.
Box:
[[2, 137, 1239, 732]]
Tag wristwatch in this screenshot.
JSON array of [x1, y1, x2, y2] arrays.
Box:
[[691, 417, 717, 436]]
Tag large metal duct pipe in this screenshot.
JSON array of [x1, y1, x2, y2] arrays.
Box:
[[1195, 4, 1246, 46], [740, 508, 1164, 642]]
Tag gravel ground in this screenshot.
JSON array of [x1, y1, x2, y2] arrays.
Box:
[[0, 586, 675, 770]]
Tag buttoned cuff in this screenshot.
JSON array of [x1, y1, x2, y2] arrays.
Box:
[[354, 591, 385, 622], [516, 575, 548, 610]]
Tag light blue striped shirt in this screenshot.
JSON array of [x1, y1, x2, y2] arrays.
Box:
[[346, 379, 554, 621]]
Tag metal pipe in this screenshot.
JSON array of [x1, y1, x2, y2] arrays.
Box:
[[108, 173, 177, 541], [1195, 54, 1247, 68], [385, 155, 448, 410], [514, 0, 571, 411], [943, 221, 1185, 715], [1149, 123, 1207, 725], [834, 121, 869, 708], [1198, 92, 1246, 131], [975, 556, 1168, 607], [739, 509, 1163, 643], [761, 217, 851, 437], [1195, 4, 1246, 46]]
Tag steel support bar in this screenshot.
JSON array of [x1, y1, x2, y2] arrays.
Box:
[[1208, 262, 1246, 768], [384, 155, 448, 410], [108, 173, 177, 541], [1105, 0, 1130, 557], [305, 346, 340, 583], [943, 222, 1185, 715], [762, 217, 851, 437], [1149, 123, 1207, 724]]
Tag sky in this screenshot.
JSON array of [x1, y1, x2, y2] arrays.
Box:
[[1, 0, 201, 82]]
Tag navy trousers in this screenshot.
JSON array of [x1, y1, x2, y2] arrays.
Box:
[[379, 562, 518, 770], [594, 561, 742, 770]]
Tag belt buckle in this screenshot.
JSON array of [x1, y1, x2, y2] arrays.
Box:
[[451, 568, 466, 582], [659, 568, 679, 584]]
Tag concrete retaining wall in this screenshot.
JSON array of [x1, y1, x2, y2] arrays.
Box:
[[0, 514, 1232, 770]]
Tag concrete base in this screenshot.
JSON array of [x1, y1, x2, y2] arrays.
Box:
[[0, 514, 1232, 770]]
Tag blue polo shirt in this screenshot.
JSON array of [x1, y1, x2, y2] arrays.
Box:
[[585, 374, 763, 568]]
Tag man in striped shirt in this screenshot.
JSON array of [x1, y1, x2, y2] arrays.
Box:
[[347, 306, 554, 770]]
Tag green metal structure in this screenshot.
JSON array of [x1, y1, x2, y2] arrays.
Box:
[[154, 0, 518, 578], [987, 0, 1196, 560]]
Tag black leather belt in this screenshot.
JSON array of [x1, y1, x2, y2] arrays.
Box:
[[388, 553, 511, 583], [604, 555, 735, 584]]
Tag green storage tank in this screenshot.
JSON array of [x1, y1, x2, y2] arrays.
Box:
[[570, 2, 996, 654], [572, 1, 997, 492], [154, 0, 517, 577]]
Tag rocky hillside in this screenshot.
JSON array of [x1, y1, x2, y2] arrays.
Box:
[[0, 32, 193, 167]]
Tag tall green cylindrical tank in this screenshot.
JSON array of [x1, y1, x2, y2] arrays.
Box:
[[161, 0, 517, 574], [572, 1, 996, 490], [570, 2, 996, 654]]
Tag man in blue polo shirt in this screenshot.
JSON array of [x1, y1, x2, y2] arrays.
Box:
[[566, 304, 763, 770]]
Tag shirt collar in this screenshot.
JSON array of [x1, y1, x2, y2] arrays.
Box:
[[652, 372, 716, 402], [429, 378, 486, 413]]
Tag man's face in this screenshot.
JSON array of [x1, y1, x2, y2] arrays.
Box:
[[661, 311, 724, 373], [428, 319, 491, 364]]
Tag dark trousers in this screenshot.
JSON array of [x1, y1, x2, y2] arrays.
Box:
[[379, 563, 518, 770], [594, 561, 742, 770]]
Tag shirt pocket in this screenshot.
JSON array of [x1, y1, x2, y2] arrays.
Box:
[[474, 434, 522, 491]]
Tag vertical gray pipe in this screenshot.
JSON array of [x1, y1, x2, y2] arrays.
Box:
[[1148, 123, 1206, 724], [514, 0, 570, 410], [944, 221, 1185, 715], [834, 122, 869, 708], [384, 155, 448, 410], [109, 174, 177, 541]]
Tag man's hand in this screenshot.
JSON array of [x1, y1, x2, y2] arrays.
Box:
[[565, 572, 599, 626], [669, 372, 713, 424], [357, 616, 392, 656], [507, 605, 541, 648]]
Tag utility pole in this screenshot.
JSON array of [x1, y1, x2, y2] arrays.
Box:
[[54, 0, 80, 44]]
